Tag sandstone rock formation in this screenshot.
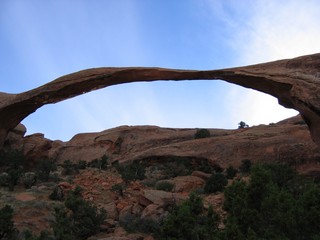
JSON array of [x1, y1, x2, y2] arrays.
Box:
[[6, 115, 320, 176], [1, 53, 320, 148]]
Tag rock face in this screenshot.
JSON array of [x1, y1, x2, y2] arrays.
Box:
[[0, 53, 320, 148], [6, 115, 320, 172]]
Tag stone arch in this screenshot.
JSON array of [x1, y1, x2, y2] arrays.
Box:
[[1, 53, 320, 147]]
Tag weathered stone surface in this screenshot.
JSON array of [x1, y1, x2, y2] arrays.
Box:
[[139, 189, 187, 206], [192, 171, 212, 180], [4, 123, 26, 150], [141, 204, 167, 221], [22, 133, 52, 166], [4, 115, 320, 171], [170, 175, 205, 192], [1, 53, 320, 148]]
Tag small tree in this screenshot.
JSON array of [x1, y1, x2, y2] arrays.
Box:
[[204, 172, 228, 194], [159, 193, 220, 239], [111, 183, 126, 197], [195, 128, 211, 139], [0, 149, 25, 191], [76, 160, 87, 170], [53, 186, 106, 240], [226, 166, 238, 179], [239, 159, 252, 174], [7, 167, 23, 191], [88, 156, 108, 170], [116, 161, 146, 183], [0, 205, 16, 239], [49, 185, 65, 201], [22, 172, 37, 188], [36, 159, 57, 181], [61, 160, 78, 175], [238, 121, 249, 129]]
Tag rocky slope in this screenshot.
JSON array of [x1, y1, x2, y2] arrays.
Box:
[[2, 115, 320, 239], [4, 115, 320, 175]]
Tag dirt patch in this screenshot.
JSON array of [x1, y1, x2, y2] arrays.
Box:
[[15, 193, 36, 201]]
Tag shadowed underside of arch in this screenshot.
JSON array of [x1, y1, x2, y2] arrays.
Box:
[[1, 53, 320, 148]]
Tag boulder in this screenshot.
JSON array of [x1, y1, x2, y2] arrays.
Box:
[[170, 175, 205, 192], [141, 204, 167, 221], [139, 189, 187, 207]]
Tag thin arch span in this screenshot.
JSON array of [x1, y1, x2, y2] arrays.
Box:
[[0, 53, 320, 147]]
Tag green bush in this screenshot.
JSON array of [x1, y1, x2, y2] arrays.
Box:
[[204, 172, 228, 194], [22, 172, 37, 188], [159, 193, 219, 240], [155, 181, 175, 192], [120, 213, 160, 234], [24, 229, 54, 240], [7, 167, 23, 191], [226, 165, 238, 179], [0, 172, 9, 186], [36, 159, 57, 181], [222, 162, 320, 240], [0, 205, 16, 239], [116, 161, 146, 183], [0, 149, 25, 191], [238, 121, 249, 129], [0, 149, 25, 169], [76, 160, 87, 170], [194, 128, 211, 139], [239, 159, 252, 174], [88, 155, 108, 170], [61, 160, 78, 175], [53, 186, 106, 240], [49, 185, 65, 201], [111, 183, 126, 197]]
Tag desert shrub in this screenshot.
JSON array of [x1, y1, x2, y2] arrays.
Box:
[[24, 229, 54, 240], [0, 205, 16, 239], [155, 181, 175, 192], [120, 213, 160, 234], [49, 185, 65, 201], [7, 167, 23, 191], [0, 149, 25, 169], [239, 159, 252, 174], [88, 155, 108, 170], [194, 128, 211, 139], [0, 172, 9, 186], [204, 172, 228, 194], [116, 161, 146, 183], [222, 162, 320, 239], [238, 121, 249, 129], [0, 149, 25, 191], [141, 179, 157, 188], [226, 165, 238, 179], [76, 160, 87, 170], [159, 193, 220, 240], [212, 164, 224, 173], [36, 159, 57, 181], [53, 186, 106, 240], [61, 160, 78, 175], [22, 172, 37, 188], [111, 183, 126, 197], [162, 161, 191, 178]]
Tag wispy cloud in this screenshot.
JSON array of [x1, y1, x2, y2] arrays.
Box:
[[205, 0, 320, 126], [237, 0, 320, 64]]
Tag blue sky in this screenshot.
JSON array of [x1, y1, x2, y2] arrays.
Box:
[[1, 0, 320, 141]]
